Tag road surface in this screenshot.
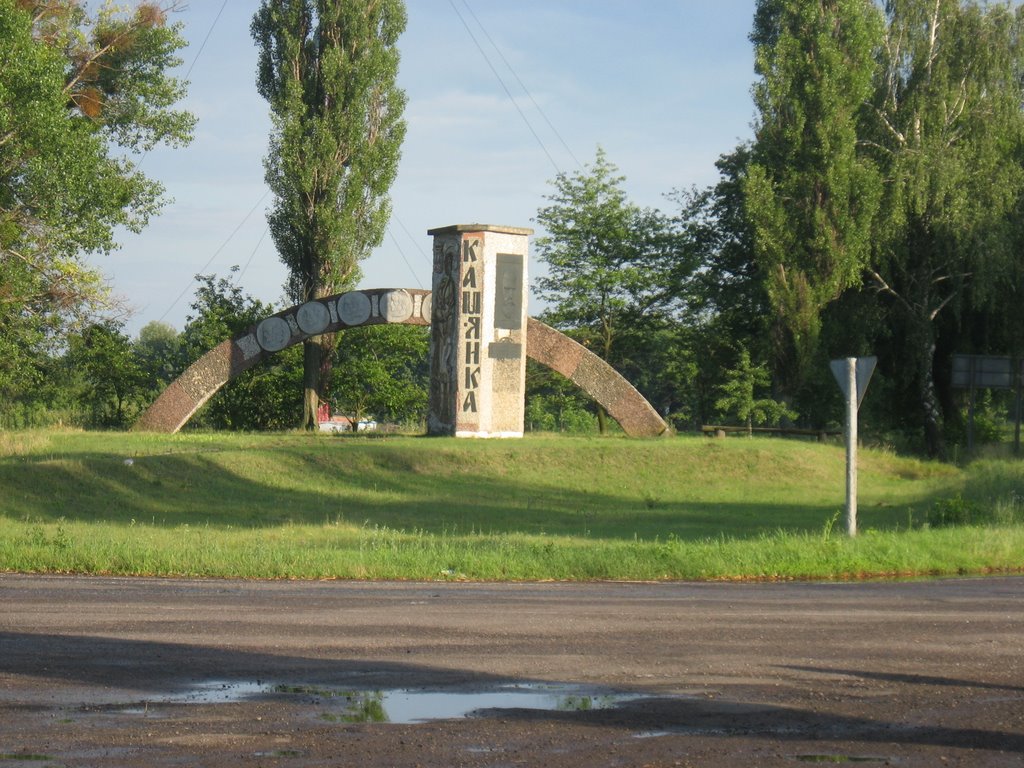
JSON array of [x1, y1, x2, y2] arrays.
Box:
[[1, 574, 1022, 766]]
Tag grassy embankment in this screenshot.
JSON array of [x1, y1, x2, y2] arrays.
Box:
[[0, 430, 1022, 581]]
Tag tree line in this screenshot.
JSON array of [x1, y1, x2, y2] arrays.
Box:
[[535, 0, 1024, 456], [4, 0, 1023, 456]]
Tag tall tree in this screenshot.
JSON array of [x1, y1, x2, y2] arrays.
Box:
[[534, 148, 686, 432], [745, 0, 883, 393], [252, 0, 407, 430], [863, 0, 1024, 457], [0, 0, 193, 401]]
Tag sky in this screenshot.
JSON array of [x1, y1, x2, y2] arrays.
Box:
[[103, 0, 759, 336]]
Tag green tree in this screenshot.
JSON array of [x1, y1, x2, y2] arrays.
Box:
[[252, 0, 407, 430], [524, 361, 600, 434], [329, 324, 428, 425], [67, 320, 146, 427], [134, 320, 181, 397], [181, 271, 302, 430], [715, 347, 797, 436], [863, 0, 1024, 457], [534, 148, 687, 432], [667, 147, 772, 429], [0, 0, 192, 403], [745, 0, 883, 391]]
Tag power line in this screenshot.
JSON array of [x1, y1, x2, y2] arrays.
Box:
[[156, 189, 271, 323], [135, 1, 228, 170], [183, 0, 229, 81], [394, 215, 433, 266], [446, 0, 561, 175], [386, 224, 424, 289], [236, 225, 269, 284], [457, 0, 581, 170]]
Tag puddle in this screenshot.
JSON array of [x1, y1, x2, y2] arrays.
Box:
[[358, 685, 634, 724], [128, 680, 649, 724]]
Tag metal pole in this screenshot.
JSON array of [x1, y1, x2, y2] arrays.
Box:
[[846, 357, 858, 538]]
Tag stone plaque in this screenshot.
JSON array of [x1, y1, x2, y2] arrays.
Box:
[[337, 291, 371, 326], [256, 316, 291, 352], [296, 301, 330, 335], [382, 289, 414, 323]]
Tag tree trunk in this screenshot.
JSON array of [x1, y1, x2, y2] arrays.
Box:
[[300, 332, 337, 431], [301, 339, 321, 431], [911, 316, 946, 460]]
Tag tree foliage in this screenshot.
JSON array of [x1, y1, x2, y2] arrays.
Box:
[[534, 147, 692, 431], [0, 0, 192, 401], [252, 0, 407, 429], [715, 347, 797, 435], [861, 0, 1024, 457], [329, 324, 428, 425], [181, 271, 302, 431], [745, 0, 883, 390], [66, 320, 146, 428]]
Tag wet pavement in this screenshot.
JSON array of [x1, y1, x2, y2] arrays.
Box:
[[0, 574, 1022, 766]]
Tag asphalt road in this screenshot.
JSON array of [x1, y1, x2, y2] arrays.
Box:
[[0, 574, 1022, 766]]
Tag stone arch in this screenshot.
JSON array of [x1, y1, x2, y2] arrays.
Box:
[[133, 289, 667, 437]]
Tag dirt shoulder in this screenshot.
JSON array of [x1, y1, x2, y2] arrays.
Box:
[[1, 575, 1022, 766]]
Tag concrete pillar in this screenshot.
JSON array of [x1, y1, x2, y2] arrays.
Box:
[[427, 224, 532, 437]]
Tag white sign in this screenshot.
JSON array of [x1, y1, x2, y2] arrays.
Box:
[[830, 356, 877, 409]]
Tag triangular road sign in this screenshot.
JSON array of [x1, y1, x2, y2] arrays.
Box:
[[830, 357, 877, 410]]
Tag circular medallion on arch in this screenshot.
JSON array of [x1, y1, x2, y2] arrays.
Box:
[[296, 300, 331, 335], [382, 289, 413, 323], [420, 293, 432, 322], [255, 316, 292, 352], [337, 291, 372, 326]]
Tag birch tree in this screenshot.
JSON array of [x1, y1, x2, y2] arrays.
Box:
[[864, 0, 1024, 457]]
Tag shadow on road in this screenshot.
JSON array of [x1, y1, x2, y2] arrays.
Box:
[[1, 631, 1021, 755]]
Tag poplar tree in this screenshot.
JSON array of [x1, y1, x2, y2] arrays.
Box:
[[745, 0, 883, 394], [252, 0, 407, 430]]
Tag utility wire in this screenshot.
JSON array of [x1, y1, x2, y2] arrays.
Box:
[[447, 0, 561, 175], [157, 189, 271, 323], [152, 0, 252, 326], [236, 225, 269, 284], [394, 215, 433, 265], [135, 0, 227, 170], [183, 0, 229, 81], [386, 226, 423, 289], [458, 0, 581, 170]]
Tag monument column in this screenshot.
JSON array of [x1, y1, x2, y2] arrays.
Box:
[[427, 224, 532, 437]]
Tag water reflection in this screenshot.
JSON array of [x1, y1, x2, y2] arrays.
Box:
[[131, 680, 648, 724]]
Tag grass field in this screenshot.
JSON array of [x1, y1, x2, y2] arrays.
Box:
[[1, 430, 1022, 581]]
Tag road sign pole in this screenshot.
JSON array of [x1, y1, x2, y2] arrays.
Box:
[[830, 355, 875, 539], [845, 357, 857, 538]]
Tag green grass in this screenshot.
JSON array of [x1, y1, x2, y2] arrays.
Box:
[[0, 429, 1021, 581]]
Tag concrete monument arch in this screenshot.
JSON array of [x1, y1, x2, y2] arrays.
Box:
[[133, 287, 667, 437]]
